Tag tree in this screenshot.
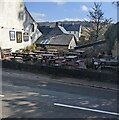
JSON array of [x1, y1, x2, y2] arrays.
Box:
[[104, 23, 117, 52], [112, 1, 119, 6], [87, 2, 112, 41], [112, 1, 119, 21], [104, 25, 117, 51]]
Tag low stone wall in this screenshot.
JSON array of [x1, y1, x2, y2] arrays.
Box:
[[2, 60, 118, 84]]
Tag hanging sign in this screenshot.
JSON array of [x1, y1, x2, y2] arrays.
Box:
[[23, 32, 29, 42]]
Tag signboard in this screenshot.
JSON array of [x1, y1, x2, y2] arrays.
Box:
[[16, 32, 22, 43], [9, 31, 15, 41], [0, 47, 1, 59], [23, 32, 29, 42]]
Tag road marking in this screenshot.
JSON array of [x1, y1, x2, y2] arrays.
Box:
[[0, 95, 4, 98], [54, 103, 119, 116]]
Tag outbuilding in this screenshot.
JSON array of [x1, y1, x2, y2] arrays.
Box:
[[35, 34, 77, 52]]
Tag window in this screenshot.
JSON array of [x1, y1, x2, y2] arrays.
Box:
[[31, 23, 34, 32], [19, 12, 25, 21], [16, 32, 22, 43], [9, 31, 15, 41]]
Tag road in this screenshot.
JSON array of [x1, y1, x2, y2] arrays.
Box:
[[1, 69, 119, 118]]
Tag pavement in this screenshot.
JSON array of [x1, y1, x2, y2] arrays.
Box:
[[1, 68, 119, 118]]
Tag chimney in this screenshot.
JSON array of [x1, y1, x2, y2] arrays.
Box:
[[56, 22, 59, 27]]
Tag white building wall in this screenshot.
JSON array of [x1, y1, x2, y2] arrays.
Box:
[[68, 37, 77, 50], [79, 25, 82, 38], [75, 31, 79, 40], [68, 31, 80, 42], [0, 0, 42, 52]]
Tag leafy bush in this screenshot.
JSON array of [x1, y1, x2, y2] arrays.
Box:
[[84, 58, 93, 69], [23, 44, 37, 53]]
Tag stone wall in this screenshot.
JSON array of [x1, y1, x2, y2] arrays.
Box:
[[46, 45, 69, 52], [2, 60, 118, 84]]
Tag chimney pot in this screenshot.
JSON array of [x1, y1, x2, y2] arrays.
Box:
[[56, 22, 59, 27]]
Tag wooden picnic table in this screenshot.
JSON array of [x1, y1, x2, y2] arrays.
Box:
[[33, 50, 46, 54], [11, 52, 19, 58], [65, 55, 77, 59], [41, 54, 55, 57], [29, 52, 37, 55]]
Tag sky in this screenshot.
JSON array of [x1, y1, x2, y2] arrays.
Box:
[[25, 2, 117, 22]]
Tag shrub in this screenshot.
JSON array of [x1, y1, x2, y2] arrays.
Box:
[[85, 58, 93, 69]]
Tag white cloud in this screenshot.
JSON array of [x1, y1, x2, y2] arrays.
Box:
[[50, 0, 65, 5], [81, 5, 89, 12], [31, 12, 46, 17], [51, 18, 86, 22], [31, 12, 46, 22], [49, 17, 90, 22], [51, 0, 65, 2], [61, 18, 83, 21]]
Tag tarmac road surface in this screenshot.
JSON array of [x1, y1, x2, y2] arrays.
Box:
[[1, 69, 119, 118]]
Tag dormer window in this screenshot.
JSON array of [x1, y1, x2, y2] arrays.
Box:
[[19, 11, 25, 21], [74, 31, 76, 34], [31, 23, 34, 32]]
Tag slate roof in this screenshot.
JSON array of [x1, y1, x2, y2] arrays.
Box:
[[58, 26, 69, 34], [49, 34, 74, 45], [38, 24, 69, 35], [35, 34, 75, 46], [25, 6, 35, 22], [48, 25, 69, 35], [75, 40, 106, 49], [38, 26, 53, 34], [62, 24, 80, 31], [36, 24, 77, 46]]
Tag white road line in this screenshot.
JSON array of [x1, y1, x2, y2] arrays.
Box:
[[54, 103, 119, 116], [0, 95, 4, 98]]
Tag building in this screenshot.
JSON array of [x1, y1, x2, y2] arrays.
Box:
[[38, 22, 82, 41], [0, 0, 42, 52], [36, 34, 77, 52], [62, 23, 81, 41], [36, 23, 77, 52]]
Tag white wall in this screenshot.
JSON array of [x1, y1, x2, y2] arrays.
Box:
[[24, 8, 42, 43], [79, 25, 82, 38], [0, 0, 42, 52], [68, 31, 80, 42], [68, 37, 77, 50]]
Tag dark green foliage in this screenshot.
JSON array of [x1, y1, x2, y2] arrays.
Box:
[[84, 58, 93, 69], [104, 23, 118, 51]]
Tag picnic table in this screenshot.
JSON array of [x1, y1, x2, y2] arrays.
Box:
[[12, 52, 20, 57], [41, 54, 55, 57], [2, 48, 12, 59], [22, 52, 38, 62], [65, 55, 77, 59], [33, 50, 46, 54], [40, 54, 55, 63]]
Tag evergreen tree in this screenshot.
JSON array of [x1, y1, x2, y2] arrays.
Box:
[[87, 2, 112, 41]]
